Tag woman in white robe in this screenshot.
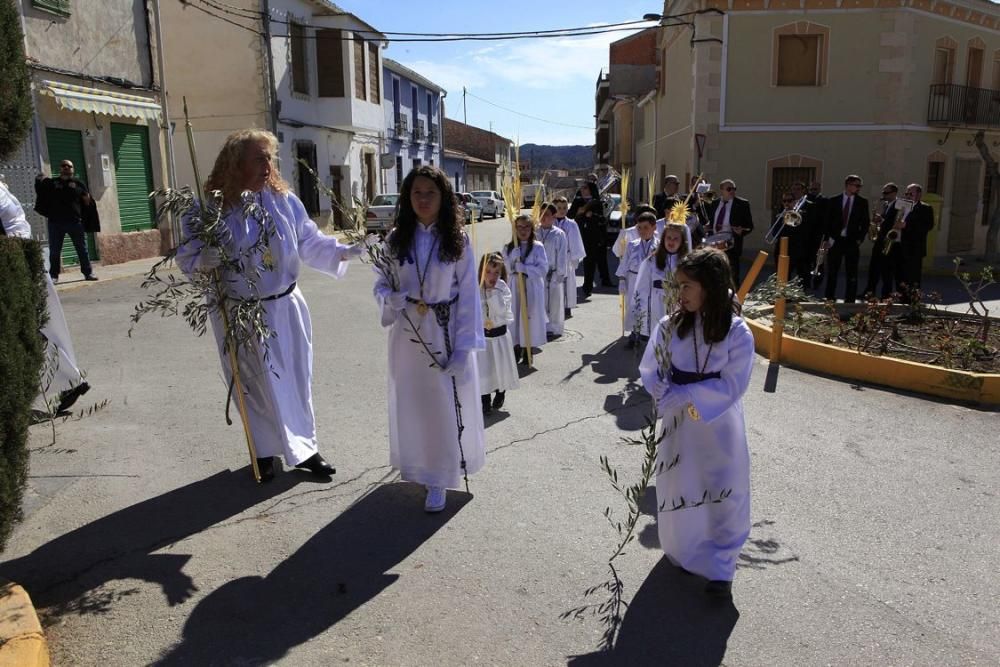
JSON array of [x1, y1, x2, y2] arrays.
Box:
[[537, 203, 568, 337], [1, 180, 90, 413], [639, 247, 754, 598], [176, 129, 360, 482], [477, 252, 519, 415], [374, 165, 485, 513], [553, 197, 585, 311], [633, 221, 689, 338], [504, 214, 549, 360]]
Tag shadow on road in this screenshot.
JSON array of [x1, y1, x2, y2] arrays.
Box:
[[154, 482, 470, 665], [567, 557, 739, 667], [0, 468, 322, 617]]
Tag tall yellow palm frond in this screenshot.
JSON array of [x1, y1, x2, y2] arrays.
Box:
[[619, 168, 630, 220], [501, 143, 523, 245], [646, 172, 656, 205]]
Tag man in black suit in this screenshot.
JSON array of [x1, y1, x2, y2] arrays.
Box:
[[899, 183, 935, 297], [706, 179, 754, 284], [569, 176, 613, 295], [823, 174, 869, 303], [652, 175, 681, 220], [863, 182, 901, 299]]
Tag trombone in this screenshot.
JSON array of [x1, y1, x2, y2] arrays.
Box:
[[764, 196, 805, 244]]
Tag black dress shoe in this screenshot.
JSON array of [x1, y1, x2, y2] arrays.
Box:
[[56, 381, 91, 413], [481, 394, 493, 416], [492, 391, 506, 410], [295, 453, 336, 476], [256, 457, 275, 483], [704, 580, 732, 598]]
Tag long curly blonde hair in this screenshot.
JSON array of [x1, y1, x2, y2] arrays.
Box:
[[205, 129, 290, 207]]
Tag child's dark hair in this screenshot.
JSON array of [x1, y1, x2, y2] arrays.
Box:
[[505, 213, 537, 259], [478, 251, 508, 285], [635, 211, 657, 227], [389, 165, 465, 263], [633, 204, 657, 219], [671, 247, 741, 343], [539, 201, 557, 218], [655, 221, 690, 270]]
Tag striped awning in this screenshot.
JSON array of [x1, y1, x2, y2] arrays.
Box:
[[38, 80, 162, 122]]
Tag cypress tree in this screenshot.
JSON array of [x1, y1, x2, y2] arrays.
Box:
[[0, 0, 33, 161]]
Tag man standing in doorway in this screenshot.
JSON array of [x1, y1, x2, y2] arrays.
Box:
[[35, 160, 98, 283]]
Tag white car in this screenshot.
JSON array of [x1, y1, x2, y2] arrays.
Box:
[[470, 190, 505, 218], [365, 193, 399, 233]]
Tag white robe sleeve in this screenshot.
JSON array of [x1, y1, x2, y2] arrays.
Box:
[[565, 219, 586, 265], [454, 235, 486, 354], [497, 280, 515, 326], [681, 318, 755, 424], [639, 315, 668, 396], [288, 193, 352, 279], [616, 242, 634, 279], [554, 234, 567, 280], [174, 205, 210, 277], [518, 243, 548, 280], [633, 257, 652, 317], [0, 183, 31, 238]]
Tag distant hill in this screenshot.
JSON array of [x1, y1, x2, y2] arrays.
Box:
[[520, 144, 592, 171]]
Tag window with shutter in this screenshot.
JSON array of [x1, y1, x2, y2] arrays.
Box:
[[368, 43, 380, 103], [354, 36, 366, 100], [316, 29, 345, 97], [291, 23, 308, 95], [777, 35, 821, 86]]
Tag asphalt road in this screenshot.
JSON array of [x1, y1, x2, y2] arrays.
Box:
[[2, 217, 998, 666]]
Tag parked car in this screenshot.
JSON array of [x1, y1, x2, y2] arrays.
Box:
[[458, 192, 483, 221], [365, 193, 399, 233], [470, 190, 505, 218]]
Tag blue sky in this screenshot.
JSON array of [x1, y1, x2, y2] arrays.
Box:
[[334, 0, 655, 146]]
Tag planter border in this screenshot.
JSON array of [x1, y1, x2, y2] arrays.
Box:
[[745, 313, 1000, 406]]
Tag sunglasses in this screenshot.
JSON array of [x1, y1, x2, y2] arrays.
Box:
[[723, 186, 735, 192]]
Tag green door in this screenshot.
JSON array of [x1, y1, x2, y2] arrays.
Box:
[[111, 123, 155, 231], [45, 127, 98, 266]]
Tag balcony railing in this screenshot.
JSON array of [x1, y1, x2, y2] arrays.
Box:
[[429, 122, 439, 144], [412, 119, 426, 143], [927, 83, 1000, 128], [394, 115, 408, 137]]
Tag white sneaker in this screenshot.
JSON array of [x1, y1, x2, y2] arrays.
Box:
[[424, 486, 446, 513]]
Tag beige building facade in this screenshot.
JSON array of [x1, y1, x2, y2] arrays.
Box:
[[648, 0, 1000, 262], [2, 0, 171, 265]]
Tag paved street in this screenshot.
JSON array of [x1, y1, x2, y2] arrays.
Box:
[[2, 217, 998, 666]]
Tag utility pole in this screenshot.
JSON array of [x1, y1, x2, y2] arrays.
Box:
[[463, 86, 467, 125], [261, 0, 280, 135]]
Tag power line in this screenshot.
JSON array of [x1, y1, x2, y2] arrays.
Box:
[[196, 1, 656, 38], [464, 90, 593, 130]]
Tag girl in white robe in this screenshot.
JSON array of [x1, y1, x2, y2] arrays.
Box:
[[616, 212, 658, 345], [537, 203, 568, 337], [477, 252, 519, 416], [633, 221, 689, 339], [504, 214, 549, 363], [638, 247, 754, 598], [1, 180, 90, 413], [177, 130, 359, 482], [553, 197, 585, 311], [374, 165, 485, 513]]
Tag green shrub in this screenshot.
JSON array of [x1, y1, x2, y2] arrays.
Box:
[[0, 0, 32, 161], [0, 237, 46, 552]]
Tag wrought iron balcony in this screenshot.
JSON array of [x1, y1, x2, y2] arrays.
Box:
[[927, 83, 1000, 128], [429, 122, 439, 144]]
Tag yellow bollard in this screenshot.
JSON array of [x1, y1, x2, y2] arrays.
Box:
[[737, 250, 769, 303], [769, 237, 790, 363]]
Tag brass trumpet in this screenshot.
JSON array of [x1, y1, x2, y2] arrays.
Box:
[[811, 241, 828, 278]]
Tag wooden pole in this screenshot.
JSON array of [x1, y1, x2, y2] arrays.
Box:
[[737, 250, 769, 304], [184, 98, 261, 483], [769, 237, 790, 363]]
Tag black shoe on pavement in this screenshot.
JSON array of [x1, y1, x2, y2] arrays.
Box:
[[481, 394, 493, 416], [56, 381, 91, 413], [492, 391, 506, 410], [84, 274, 99, 281], [295, 453, 336, 476], [256, 457, 275, 483]]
